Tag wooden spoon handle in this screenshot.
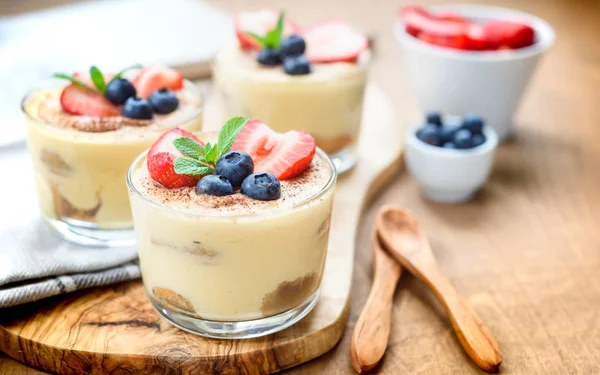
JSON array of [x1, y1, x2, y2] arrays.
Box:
[[424, 268, 502, 373], [350, 246, 402, 373]]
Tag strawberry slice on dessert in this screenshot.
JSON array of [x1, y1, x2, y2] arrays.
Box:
[[232, 120, 316, 180], [60, 84, 120, 117], [147, 128, 205, 188], [132, 66, 184, 99], [303, 20, 369, 63], [235, 9, 300, 50]]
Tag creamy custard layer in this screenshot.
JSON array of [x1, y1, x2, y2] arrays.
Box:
[[24, 84, 203, 230], [213, 44, 368, 154], [129, 151, 336, 322]]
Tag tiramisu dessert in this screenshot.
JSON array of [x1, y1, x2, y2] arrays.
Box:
[[127, 117, 336, 338], [23, 65, 203, 246], [213, 10, 369, 173]]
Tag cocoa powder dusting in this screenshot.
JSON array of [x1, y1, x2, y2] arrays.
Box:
[[260, 272, 320, 317]]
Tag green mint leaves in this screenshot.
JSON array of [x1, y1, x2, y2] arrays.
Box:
[[247, 11, 285, 49], [172, 117, 249, 176], [53, 63, 143, 94]]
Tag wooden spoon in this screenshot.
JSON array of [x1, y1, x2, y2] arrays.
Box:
[[350, 230, 403, 373], [375, 205, 502, 373]]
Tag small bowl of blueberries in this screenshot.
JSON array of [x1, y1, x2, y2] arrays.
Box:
[[405, 111, 498, 203]]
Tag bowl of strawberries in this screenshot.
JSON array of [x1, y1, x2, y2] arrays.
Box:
[[394, 5, 555, 141]]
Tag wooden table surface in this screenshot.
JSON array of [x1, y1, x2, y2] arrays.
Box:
[[2, 0, 600, 373]]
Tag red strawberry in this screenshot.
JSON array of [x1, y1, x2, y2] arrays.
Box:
[[417, 33, 471, 50], [303, 20, 369, 63], [235, 9, 300, 50], [147, 128, 205, 188], [481, 20, 535, 49], [436, 12, 470, 24], [232, 120, 316, 180], [399, 6, 433, 37], [132, 66, 184, 98], [400, 6, 469, 37], [60, 84, 120, 117], [73, 71, 115, 88]]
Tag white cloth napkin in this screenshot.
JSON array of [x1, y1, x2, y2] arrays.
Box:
[[0, 144, 139, 308]]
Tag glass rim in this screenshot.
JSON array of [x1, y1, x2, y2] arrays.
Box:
[[126, 141, 337, 219], [21, 79, 204, 134]]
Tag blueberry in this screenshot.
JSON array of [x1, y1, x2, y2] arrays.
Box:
[[122, 97, 153, 120], [462, 113, 484, 135], [443, 142, 458, 149], [196, 175, 234, 196], [454, 129, 473, 149], [149, 89, 179, 114], [471, 133, 487, 148], [426, 111, 442, 126], [241, 172, 281, 201], [215, 151, 254, 186], [283, 55, 311, 75], [280, 34, 306, 57], [439, 125, 460, 143], [105, 78, 136, 105], [416, 124, 443, 146], [257, 48, 282, 66]]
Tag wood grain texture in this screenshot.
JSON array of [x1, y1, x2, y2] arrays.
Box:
[[376, 206, 502, 372], [350, 233, 402, 373], [3, 0, 600, 373], [0, 84, 402, 375]]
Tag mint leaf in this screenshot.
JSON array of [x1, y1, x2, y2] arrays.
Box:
[[111, 63, 143, 82], [274, 11, 285, 47], [173, 158, 214, 176], [173, 137, 205, 159], [89, 66, 106, 93], [246, 32, 267, 48], [52, 73, 93, 91], [205, 143, 218, 164], [216, 116, 248, 158]]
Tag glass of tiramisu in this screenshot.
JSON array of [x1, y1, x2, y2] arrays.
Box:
[[23, 65, 203, 247], [127, 118, 336, 338], [213, 10, 369, 173]]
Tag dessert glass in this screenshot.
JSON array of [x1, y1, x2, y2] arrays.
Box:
[[213, 44, 369, 174], [127, 145, 337, 339], [22, 81, 203, 247]]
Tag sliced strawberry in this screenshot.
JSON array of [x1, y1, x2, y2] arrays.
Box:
[[417, 33, 472, 50], [399, 6, 433, 37], [131, 65, 184, 98], [232, 120, 316, 180], [304, 20, 368, 63], [60, 84, 120, 117], [73, 71, 115, 88], [147, 128, 205, 188], [400, 6, 469, 37], [481, 20, 535, 49], [436, 12, 470, 24], [235, 9, 300, 50]]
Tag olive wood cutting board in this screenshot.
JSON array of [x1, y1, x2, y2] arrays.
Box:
[[0, 83, 403, 375]]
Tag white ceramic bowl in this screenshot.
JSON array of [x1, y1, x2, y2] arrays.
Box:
[[394, 5, 555, 141], [405, 125, 498, 203]]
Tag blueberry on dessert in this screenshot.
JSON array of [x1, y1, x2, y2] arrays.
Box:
[[241, 172, 281, 201], [196, 175, 234, 196], [283, 55, 311, 75], [122, 97, 154, 120], [215, 151, 254, 186], [149, 89, 179, 114], [280, 34, 306, 57], [257, 48, 282, 66], [105, 78, 137, 105]]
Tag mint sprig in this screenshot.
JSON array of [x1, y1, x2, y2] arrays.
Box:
[[172, 117, 249, 176], [52, 63, 143, 94], [247, 11, 285, 49]]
